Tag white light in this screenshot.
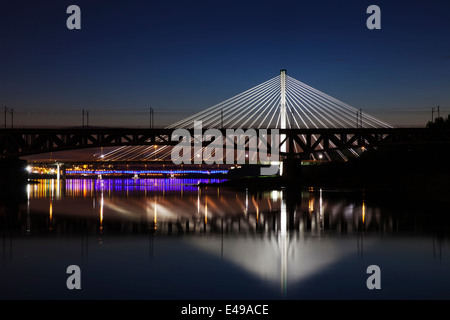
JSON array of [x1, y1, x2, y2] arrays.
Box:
[[26, 166, 32, 172], [318, 154, 323, 159], [272, 190, 280, 202]]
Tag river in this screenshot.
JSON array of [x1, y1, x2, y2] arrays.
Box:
[[1, 178, 450, 300]]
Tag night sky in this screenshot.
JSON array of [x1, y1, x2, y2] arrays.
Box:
[[1, 0, 450, 128]]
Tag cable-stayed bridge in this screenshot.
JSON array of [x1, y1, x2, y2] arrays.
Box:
[[167, 70, 391, 130], [1, 70, 449, 163], [102, 69, 393, 162]]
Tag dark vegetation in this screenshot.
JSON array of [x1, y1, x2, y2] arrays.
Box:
[[426, 114, 450, 129], [301, 144, 450, 198]]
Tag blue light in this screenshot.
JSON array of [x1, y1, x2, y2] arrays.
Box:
[[67, 169, 228, 175]]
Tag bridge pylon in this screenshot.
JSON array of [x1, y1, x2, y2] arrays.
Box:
[[280, 69, 287, 155], [279, 69, 288, 176]]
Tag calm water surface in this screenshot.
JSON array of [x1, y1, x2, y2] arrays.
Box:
[[1, 178, 450, 300]]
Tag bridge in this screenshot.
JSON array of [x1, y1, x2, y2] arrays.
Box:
[[1, 69, 449, 164], [2, 127, 450, 159]]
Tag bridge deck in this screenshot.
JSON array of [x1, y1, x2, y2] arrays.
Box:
[[1, 127, 449, 158]]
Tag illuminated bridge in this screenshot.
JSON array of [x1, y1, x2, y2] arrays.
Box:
[[1, 70, 450, 162], [2, 127, 450, 159]]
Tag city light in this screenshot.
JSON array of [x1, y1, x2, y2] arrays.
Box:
[[25, 165, 228, 176], [66, 169, 228, 175]]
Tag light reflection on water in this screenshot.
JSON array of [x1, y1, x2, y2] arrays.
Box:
[[1, 178, 450, 300]]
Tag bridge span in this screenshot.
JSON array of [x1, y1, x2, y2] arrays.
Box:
[[1, 127, 450, 159]]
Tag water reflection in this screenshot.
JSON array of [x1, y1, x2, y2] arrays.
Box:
[[1, 178, 450, 299]]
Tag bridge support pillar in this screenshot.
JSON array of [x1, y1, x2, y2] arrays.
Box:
[[56, 163, 66, 180], [61, 166, 66, 180], [282, 158, 302, 181], [55, 163, 66, 200]]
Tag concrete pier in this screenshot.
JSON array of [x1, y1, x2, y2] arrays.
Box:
[[0, 157, 27, 201], [282, 158, 302, 181]]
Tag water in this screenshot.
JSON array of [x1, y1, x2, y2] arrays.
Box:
[[1, 178, 450, 300]]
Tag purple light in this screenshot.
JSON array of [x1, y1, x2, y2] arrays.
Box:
[[67, 169, 228, 175]]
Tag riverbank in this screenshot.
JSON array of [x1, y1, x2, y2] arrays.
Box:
[[209, 144, 450, 205]]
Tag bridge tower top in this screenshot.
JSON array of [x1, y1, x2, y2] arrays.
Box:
[[280, 69, 287, 130]]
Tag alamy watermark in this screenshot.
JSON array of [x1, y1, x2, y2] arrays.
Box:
[[366, 265, 381, 289], [170, 121, 280, 175], [366, 5, 381, 30], [66, 265, 81, 290], [66, 5, 81, 30]]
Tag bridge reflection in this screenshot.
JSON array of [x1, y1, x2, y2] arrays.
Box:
[[16, 178, 419, 236]]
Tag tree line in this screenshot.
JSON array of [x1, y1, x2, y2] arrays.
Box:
[[426, 114, 450, 128]]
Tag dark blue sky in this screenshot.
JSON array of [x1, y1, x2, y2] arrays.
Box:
[[1, 0, 450, 127]]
